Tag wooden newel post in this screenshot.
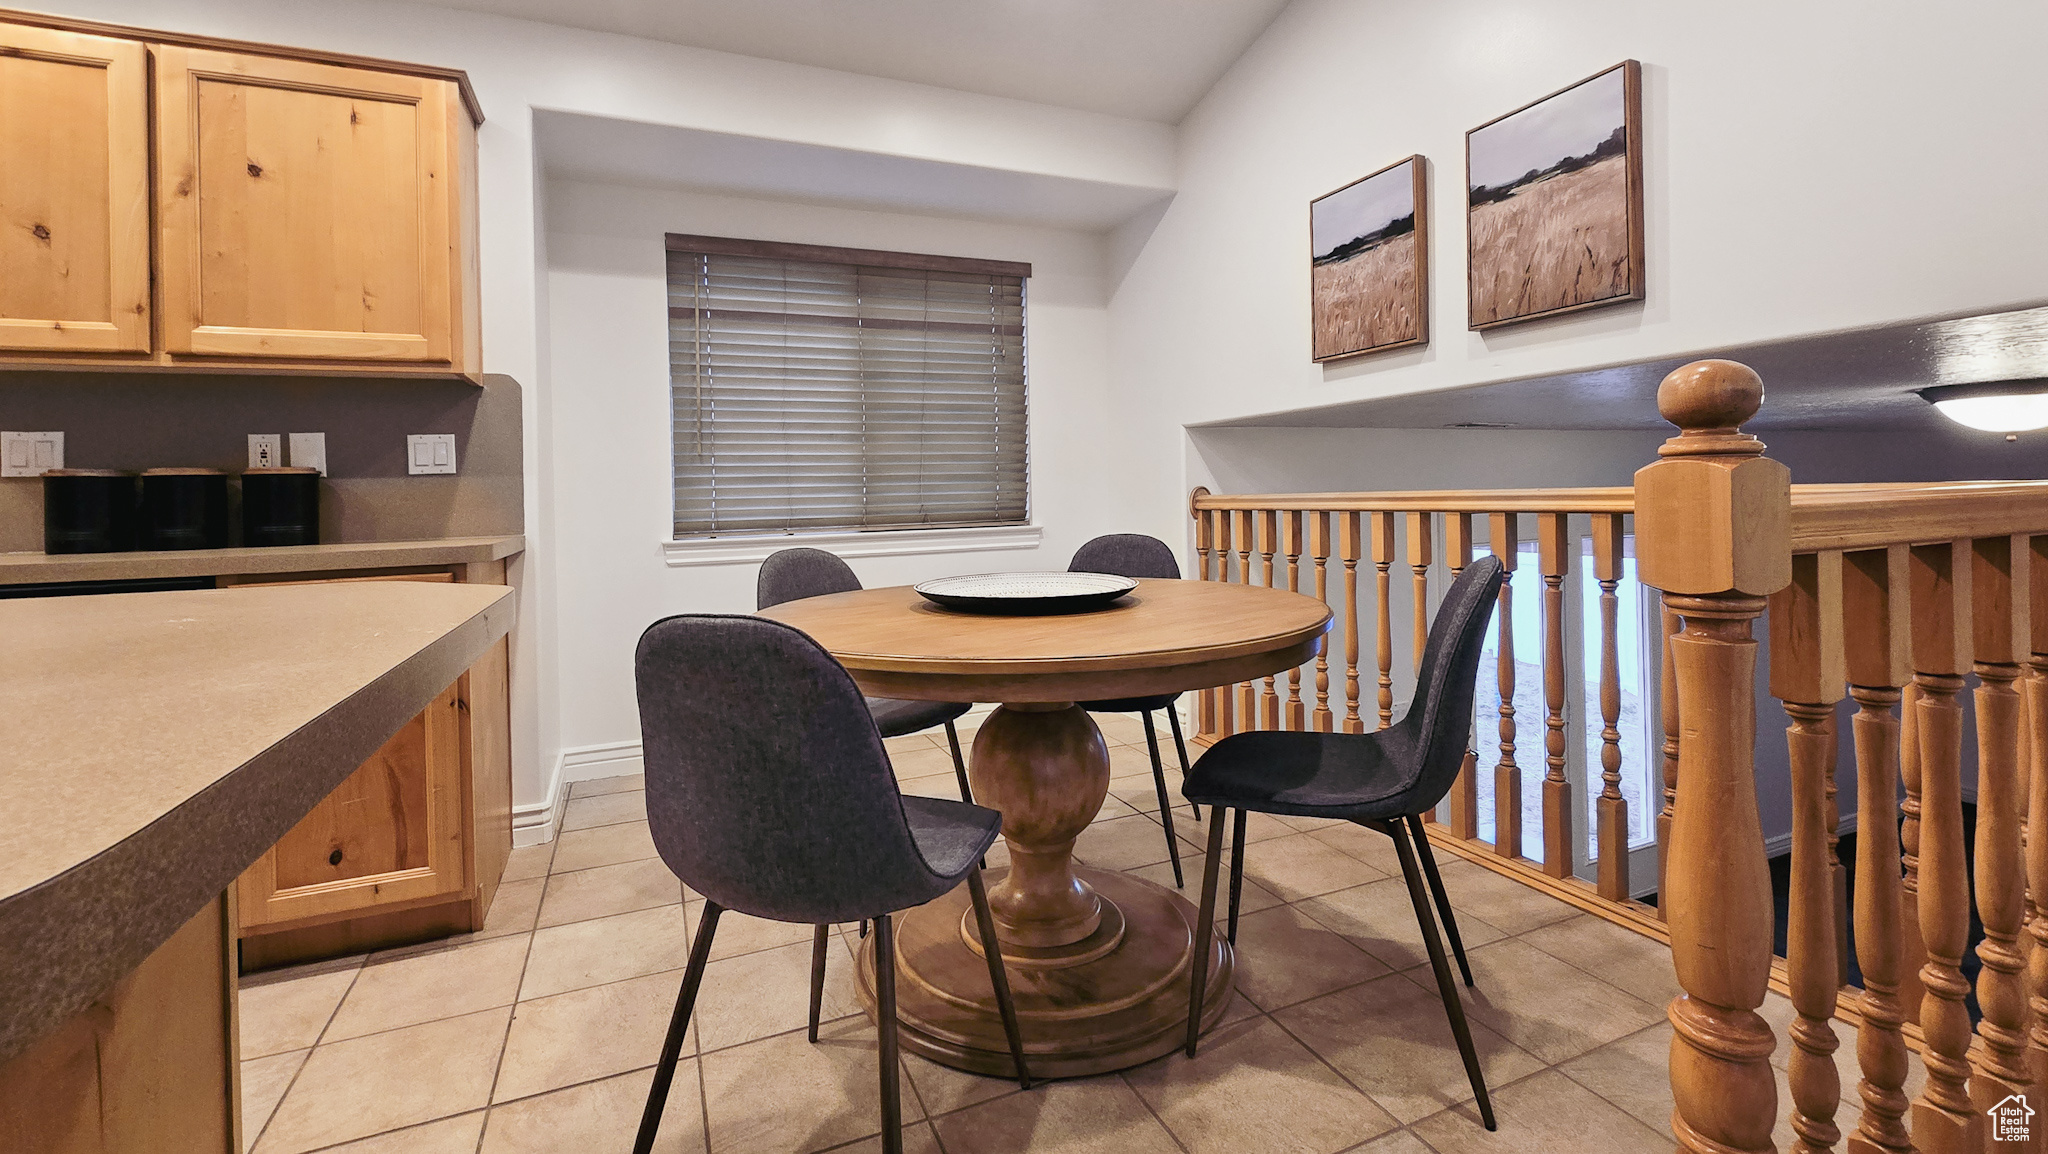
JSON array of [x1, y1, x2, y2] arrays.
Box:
[[1634, 360, 1792, 1154]]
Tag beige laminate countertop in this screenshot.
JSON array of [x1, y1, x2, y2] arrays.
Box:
[[0, 535, 525, 585], [0, 580, 516, 1067]]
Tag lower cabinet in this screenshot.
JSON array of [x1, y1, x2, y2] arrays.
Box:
[[225, 566, 512, 970]]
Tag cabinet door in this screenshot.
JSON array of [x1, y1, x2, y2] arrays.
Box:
[[154, 47, 454, 362], [0, 24, 150, 352]]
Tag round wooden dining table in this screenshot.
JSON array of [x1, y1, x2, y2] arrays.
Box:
[[759, 577, 1332, 1077]]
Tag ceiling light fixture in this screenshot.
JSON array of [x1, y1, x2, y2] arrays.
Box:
[[1919, 379, 2048, 433]]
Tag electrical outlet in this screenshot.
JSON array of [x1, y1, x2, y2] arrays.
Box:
[[289, 432, 328, 476], [248, 434, 282, 469], [1, 431, 63, 478], [407, 434, 457, 475]]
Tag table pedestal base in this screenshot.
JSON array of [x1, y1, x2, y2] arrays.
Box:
[[855, 867, 1234, 1078]]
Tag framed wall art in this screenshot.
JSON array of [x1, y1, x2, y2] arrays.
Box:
[[1311, 154, 1427, 361], [1466, 60, 1643, 330]]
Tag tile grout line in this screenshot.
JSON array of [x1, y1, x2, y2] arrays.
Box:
[[474, 910, 539, 1151], [249, 956, 368, 1154]]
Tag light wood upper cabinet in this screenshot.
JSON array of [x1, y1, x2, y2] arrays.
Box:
[[155, 48, 457, 363], [0, 11, 481, 379], [0, 23, 151, 353]]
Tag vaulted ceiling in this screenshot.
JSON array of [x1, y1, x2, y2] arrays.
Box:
[[409, 0, 1291, 122]]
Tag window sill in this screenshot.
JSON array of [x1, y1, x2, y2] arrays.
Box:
[[662, 523, 1043, 568]]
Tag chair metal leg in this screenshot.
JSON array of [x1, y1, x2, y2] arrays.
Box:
[[1166, 705, 1198, 822], [1141, 711, 1185, 888], [808, 923, 831, 1042], [874, 913, 904, 1154], [1185, 806, 1229, 1057], [945, 720, 973, 804], [1407, 814, 1474, 988], [634, 900, 722, 1154], [1388, 819, 1496, 1131], [945, 721, 986, 870], [1227, 808, 1248, 945], [967, 869, 1033, 1089]]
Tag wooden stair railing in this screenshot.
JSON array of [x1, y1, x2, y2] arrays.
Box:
[[1193, 357, 2048, 1151]]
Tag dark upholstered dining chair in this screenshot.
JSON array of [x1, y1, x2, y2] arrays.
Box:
[[631, 614, 1030, 1154], [759, 548, 978, 804], [1070, 533, 1200, 887], [1182, 556, 1506, 1132]]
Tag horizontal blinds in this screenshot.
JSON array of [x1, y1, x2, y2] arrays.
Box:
[[668, 248, 1029, 538]]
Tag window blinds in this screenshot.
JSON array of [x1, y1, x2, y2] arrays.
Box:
[[666, 238, 1029, 539]]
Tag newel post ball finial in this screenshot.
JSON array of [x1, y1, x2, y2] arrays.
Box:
[[1657, 359, 1764, 442]]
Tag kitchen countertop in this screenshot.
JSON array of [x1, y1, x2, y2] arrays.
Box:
[[0, 580, 516, 1066], [0, 535, 525, 585]]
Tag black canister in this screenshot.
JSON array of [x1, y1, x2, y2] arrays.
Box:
[[242, 467, 321, 547], [139, 468, 229, 550], [42, 469, 137, 554]]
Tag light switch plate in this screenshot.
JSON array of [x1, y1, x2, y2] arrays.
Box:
[[1, 431, 63, 478], [407, 434, 457, 475], [289, 432, 328, 476], [248, 433, 282, 469]]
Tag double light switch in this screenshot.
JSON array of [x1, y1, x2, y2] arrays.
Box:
[[407, 434, 457, 475]]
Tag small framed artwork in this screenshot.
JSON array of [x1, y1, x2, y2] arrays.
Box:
[[1466, 60, 1644, 330], [1311, 154, 1427, 362]]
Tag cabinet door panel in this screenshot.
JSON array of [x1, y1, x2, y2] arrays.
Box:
[[156, 47, 453, 362], [238, 682, 465, 929], [0, 24, 150, 352]]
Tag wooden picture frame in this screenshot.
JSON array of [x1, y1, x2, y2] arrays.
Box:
[[1466, 60, 1644, 331], [1310, 154, 1428, 362]]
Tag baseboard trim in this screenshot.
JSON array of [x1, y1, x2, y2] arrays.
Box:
[[560, 740, 646, 783]]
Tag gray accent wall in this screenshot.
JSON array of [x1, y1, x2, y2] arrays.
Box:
[[0, 373, 524, 554]]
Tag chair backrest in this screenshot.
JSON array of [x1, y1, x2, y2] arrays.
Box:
[[757, 547, 862, 609], [1069, 533, 1181, 580], [1388, 555, 1506, 809], [634, 613, 946, 924]]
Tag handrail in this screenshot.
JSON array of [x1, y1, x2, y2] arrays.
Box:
[[1788, 480, 2048, 551], [1189, 487, 1633, 514]]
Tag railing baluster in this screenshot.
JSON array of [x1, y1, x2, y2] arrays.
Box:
[[1635, 361, 1787, 1154], [1409, 512, 1435, 820], [1491, 511, 1522, 860], [2028, 535, 2048, 1098], [1658, 599, 1679, 921], [1970, 533, 2031, 1111], [1309, 511, 1333, 732], [1193, 490, 1218, 741], [1285, 511, 1306, 730], [1372, 511, 1396, 731], [1908, 538, 1980, 1147], [1843, 545, 1913, 1154], [1538, 512, 1572, 878], [1259, 509, 1280, 729], [1235, 510, 1257, 732], [1340, 512, 1364, 734], [1409, 511, 1434, 677], [1213, 507, 1237, 738], [1445, 513, 1480, 839], [1898, 673, 1927, 1025], [1768, 549, 1845, 1154], [1592, 513, 1629, 901]]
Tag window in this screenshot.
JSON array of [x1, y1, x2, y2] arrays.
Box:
[[666, 234, 1029, 540]]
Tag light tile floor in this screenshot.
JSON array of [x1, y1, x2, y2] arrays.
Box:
[[240, 713, 1907, 1153]]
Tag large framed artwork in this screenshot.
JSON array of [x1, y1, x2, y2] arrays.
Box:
[[1466, 60, 1643, 330], [1311, 154, 1427, 361]]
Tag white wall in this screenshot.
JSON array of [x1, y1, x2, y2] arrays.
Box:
[[45, 0, 1170, 833], [1109, 0, 2048, 545], [545, 178, 1121, 760]]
